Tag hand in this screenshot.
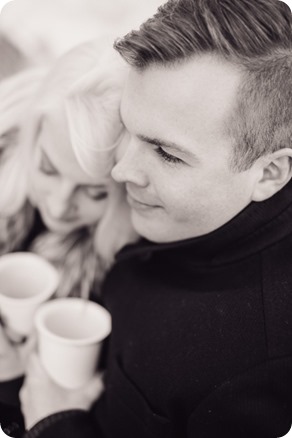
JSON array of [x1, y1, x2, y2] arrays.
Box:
[[0, 324, 35, 381], [20, 353, 104, 430]]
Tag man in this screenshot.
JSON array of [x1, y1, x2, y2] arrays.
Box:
[[19, 0, 292, 437]]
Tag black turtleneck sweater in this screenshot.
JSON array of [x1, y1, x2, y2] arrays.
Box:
[[24, 183, 292, 438]]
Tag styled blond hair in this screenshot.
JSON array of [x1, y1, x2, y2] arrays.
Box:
[[115, 0, 292, 171]]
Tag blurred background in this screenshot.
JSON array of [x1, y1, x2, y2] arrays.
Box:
[[0, 0, 164, 74], [1, 0, 292, 77]]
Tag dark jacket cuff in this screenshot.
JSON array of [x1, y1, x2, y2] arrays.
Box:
[[23, 409, 99, 438]]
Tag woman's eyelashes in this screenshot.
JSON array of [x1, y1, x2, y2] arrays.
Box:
[[38, 150, 108, 201], [154, 146, 184, 164], [39, 151, 58, 175], [83, 186, 108, 201]]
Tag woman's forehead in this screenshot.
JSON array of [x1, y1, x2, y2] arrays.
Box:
[[38, 110, 112, 185]]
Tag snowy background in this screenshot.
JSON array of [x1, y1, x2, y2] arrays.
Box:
[[0, 0, 164, 66]]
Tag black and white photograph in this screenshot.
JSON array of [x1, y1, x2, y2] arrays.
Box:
[[0, 0, 291, 437]]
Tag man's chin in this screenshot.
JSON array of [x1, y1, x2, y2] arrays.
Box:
[[131, 212, 169, 243]]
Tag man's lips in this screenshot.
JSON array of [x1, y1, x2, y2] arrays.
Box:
[[126, 193, 160, 210]]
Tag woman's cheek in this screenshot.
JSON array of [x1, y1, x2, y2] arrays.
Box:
[[29, 172, 56, 205]]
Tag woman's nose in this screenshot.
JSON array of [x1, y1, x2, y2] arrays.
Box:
[[111, 141, 148, 187], [47, 181, 76, 219]]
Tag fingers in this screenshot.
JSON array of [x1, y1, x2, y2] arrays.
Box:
[[25, 352, 48, 381], [5, 326, 27, 345], [0, 323, 12, 356], [19, 353, 46, 398], [0, 325, 24, 380], [19, 331, 37, 367], [0, 315, 27, 346]]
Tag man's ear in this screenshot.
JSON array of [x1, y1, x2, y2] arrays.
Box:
[[251, 148, 292, 202]]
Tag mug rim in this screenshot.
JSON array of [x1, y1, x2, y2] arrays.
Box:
[[0, 252, 59, 304], [35, 297, 112, 346]]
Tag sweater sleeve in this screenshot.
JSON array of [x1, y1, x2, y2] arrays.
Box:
[[187, 356, 292, 438], [23, 409, 103, 438]]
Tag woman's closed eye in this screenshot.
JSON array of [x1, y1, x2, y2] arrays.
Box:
[[83, 186, 108, 201], [39, 151, 58, 176]]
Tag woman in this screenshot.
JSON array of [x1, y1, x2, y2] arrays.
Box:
[[0, 36, 137, 436], [0, 35, 135, 300]]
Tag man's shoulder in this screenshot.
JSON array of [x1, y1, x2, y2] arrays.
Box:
[[261, 239, 292, 359]]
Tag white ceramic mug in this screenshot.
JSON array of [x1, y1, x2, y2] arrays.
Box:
[[0, 252, 59, 336], [34, 297, 111, 389]]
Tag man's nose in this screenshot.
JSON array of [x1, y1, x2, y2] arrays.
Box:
[[111, 140, 148, 187], [47, 181, 76, 219]]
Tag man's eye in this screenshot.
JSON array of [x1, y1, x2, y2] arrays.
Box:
[[154, 146, 183, 164], [84, 187, 108, 201]]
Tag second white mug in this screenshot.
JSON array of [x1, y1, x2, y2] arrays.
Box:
[[34, 297, 112, 389]]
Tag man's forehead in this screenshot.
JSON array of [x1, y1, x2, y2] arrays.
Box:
[[125, 55, 242, 104], [122, 55, 242, 140]]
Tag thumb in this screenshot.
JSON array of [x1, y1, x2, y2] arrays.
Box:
[[25, 352, 47, 380], [82, 373, 104, 403]]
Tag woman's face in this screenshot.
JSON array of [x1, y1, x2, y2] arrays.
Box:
[[28, 105, 111, 234]]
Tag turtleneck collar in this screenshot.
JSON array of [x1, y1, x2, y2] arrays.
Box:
[[117, 179, 292, 266]]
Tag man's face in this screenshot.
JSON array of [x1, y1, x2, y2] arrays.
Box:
[[112, 55, 260, 243]]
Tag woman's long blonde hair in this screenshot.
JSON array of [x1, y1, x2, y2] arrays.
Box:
[[0, 36, 138, 298]]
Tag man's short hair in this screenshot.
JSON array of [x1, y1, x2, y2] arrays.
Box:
[[114, 0, 292, 171]]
